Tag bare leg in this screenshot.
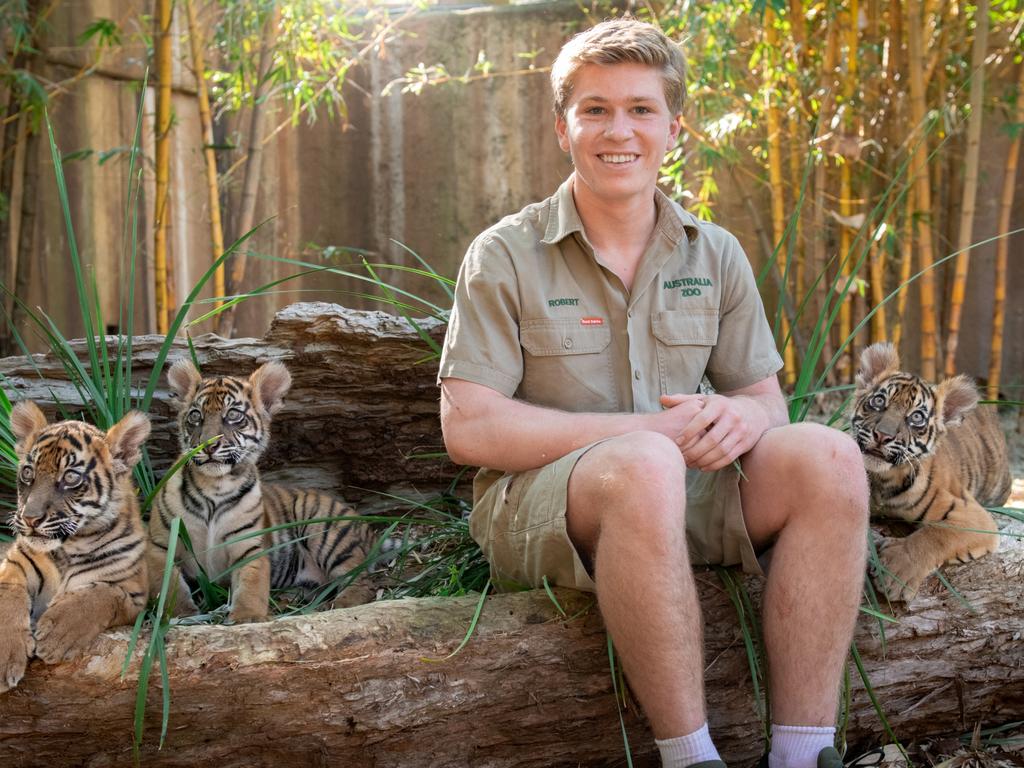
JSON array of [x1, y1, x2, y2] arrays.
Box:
[[740, 423, 869, 725], [567, 431, 706, 738]]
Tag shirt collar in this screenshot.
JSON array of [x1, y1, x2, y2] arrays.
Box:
[[541, 174, 700, 246]]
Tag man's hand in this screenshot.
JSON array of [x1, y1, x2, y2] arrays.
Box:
[[659, 393, 771, 472]]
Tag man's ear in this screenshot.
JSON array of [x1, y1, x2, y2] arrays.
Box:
[[248, 361, 291, 415], [555, 114, 570, 153], [666, 114, 682, 149], [10, 401, 48, 453]]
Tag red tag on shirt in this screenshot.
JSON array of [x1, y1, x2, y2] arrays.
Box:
[[580, 317, 604, 326]]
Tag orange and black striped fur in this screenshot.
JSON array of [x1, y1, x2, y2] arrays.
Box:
[[0, 403, 150, 693], [852, 343, 1011, 601], [146, 359, 376, 623]]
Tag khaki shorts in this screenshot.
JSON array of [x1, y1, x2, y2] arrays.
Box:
[[469, 440, 764, 592]]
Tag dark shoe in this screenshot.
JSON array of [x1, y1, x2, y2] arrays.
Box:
[[688, 761, 727, 768], [818, 747, 844, 768]]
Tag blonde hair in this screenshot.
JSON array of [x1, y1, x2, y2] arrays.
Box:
[[550, 18, 686, 119]]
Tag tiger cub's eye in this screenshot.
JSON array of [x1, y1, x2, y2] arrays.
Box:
[[868, 393, 886, 411], [186, 409, 203, 426], [18, 465, 34, 484], [62, 469, 83, 488], [907, 411, 927, 428], [224, 408, 245, 425]]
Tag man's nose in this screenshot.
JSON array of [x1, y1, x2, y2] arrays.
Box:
[[603, 111, 633, 140]]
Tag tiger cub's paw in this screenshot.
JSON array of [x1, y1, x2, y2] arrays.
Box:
[[226, 605, 268, 625], [0, 623, 33, 693], [873, 536, 930, 602], [34, 600, 105, 664]]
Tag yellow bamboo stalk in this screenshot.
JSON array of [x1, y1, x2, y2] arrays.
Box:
[[943, 0, 989, 376], [987, 63, 1024, 400], [153, 0, 173, 335], [907, 0, 938, 381], [837, 0, 858, 378], [185, 0, 225, 311], [890, 186, 915, 351], [765, 11, 797, 387]]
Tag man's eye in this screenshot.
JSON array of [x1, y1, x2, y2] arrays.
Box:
[[224, 408, 245, 425], [186, 410, 203, 426], [62, 469, 83, 489], [18, 466, 34, 484]]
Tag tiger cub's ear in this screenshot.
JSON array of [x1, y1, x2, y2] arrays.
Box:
[[249, 361, 291, 416], [856, 342, 901, 389], [10, 401, 49, 453], [934, 374, 978, 428], [106, 411, 152, 474], [167, 359, 202, 404]]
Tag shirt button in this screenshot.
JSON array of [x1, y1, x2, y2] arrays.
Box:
[[634, 369, 641, 380], [564, 338, 574, 349], [627, 310, 633, 318]]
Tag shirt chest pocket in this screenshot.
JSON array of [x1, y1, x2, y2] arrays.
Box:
[[652, 310, 719, 396], [519, 318, 616, 412]]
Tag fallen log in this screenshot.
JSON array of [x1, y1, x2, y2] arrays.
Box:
[[1, 302, 1022, 766], [0, 302, 457, 501], [0, 528, 1022, 768]]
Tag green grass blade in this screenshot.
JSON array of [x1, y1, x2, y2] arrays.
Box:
[[420, 579, 490, 662]]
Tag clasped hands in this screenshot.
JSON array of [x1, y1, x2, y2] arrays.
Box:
[[657, 393, 766, 472]]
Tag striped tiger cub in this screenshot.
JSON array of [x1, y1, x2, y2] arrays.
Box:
[[146, 359, 377, 623], [0, 403, 150, 693], [852, 343, 1011, 601]]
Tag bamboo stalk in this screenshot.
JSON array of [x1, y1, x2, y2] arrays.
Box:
[[184, 0, 226, 312], [218, 4, 281, 339], [987, 63, 1024, 401], [153, 0, 174, 335], [943, 0, 989, 376], [837, 0, 859, 378], [764, 10, 797, 387], [10, 128, 38, 341], [890, 185, 915, 351], [907, 0, 938, 380]]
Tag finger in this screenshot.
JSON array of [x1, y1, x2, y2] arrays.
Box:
[[683, 418, 731, 465], [679, 400, 723, 443], [700, 434, 744, 471], [661, 393, 702, 410]]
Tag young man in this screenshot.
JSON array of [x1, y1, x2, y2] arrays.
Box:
[[438, 18, 869, 768]]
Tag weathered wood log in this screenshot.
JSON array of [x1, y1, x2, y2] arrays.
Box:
[[2, 302, 1022, 766], [0, 530, 1022, 768], [0, 302, 456, 501]]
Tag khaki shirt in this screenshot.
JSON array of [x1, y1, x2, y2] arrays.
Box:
[[438, 176, 783, 414]]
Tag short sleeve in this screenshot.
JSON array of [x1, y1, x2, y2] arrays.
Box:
[[705, 234, 784, 392], [437, 234, 524, 396]]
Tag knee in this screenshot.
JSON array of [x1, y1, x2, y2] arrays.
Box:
[[569, 431, 687, 533], [775, 424, 870, 529]]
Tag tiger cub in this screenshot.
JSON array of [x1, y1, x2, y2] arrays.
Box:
[[852, 343, 1011, 601], [0, 403, 150, 692], [146, 359, 377, 623]]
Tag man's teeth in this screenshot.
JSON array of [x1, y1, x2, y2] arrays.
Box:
[[600, 154, 638, 164]]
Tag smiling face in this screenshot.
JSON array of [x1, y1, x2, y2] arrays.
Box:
[[555, 62, 681, 210]]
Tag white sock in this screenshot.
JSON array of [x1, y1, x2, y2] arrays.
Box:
[[656, 722, 721, 768], [768, 724, 837, 768]]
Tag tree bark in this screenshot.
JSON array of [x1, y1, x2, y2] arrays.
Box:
[[0, 302, 456, 500], [0, 535, 1022, 768]]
